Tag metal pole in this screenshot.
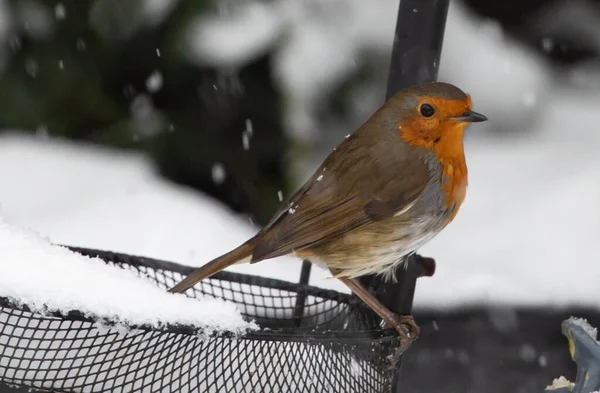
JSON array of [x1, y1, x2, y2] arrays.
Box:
[[360, 0, 450, 391], [385, 0, 449, 100], [294, 260, 312, 326]]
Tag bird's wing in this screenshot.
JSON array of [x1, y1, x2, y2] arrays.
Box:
[[250, 126, 431, 262]]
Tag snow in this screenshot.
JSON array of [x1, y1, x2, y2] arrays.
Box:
[[211, 162, 226, 184], [0, 214, 253, 334], [54, 3, 66, 20], [1, 0, 600, 315], [145, 70, 163, 93], [242, 119, 253, 151], [349, 357, 363, 378], [186, 1, 548, 139], [0, 133, 303, 285], [142, 0, 179, 26], [568, 317, 599, 340], [185, 1, 282, 68], [546, 376, 573, 390]]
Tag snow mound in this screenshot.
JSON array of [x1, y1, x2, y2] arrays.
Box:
[[0, 133, 303, 284], [0, 216, 253, 334]]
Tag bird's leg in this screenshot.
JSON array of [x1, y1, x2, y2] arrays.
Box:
[[330, 268, 419, 353]]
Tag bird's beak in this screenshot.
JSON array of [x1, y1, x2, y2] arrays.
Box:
[[452, 110, 488, 123]]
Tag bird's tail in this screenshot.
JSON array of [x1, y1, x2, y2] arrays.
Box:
[[169, 242, 254, 294]]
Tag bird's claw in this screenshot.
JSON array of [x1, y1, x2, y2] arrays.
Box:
[[385, 314, 419, 347]]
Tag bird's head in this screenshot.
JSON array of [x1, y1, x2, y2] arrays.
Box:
[[386, 82, 487, 158]]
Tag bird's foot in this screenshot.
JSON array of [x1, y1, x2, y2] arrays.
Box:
[[383, 313, 419, 381], [385, 314, 419, 352]]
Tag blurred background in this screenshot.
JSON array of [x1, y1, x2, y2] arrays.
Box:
[[1, 0, 600, 392]]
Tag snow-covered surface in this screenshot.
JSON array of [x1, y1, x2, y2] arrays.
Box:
[[1, 108, 600, 312], [0, 213, 252, 333], [0, 133, 305, 283]]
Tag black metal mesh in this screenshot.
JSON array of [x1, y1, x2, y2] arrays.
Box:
[[0, 248, 401, 393]]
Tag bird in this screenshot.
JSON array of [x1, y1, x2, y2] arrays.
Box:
[[169, 82, 487, 346]]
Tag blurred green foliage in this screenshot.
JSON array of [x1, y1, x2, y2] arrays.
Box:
[[0, 0, 289, 224]]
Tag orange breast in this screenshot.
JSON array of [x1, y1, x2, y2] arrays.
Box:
[[441, 160, 468, 220], [396, 117, 470, 221]]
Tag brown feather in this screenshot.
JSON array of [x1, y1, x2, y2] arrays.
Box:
[[169, 242, 253, 293], [250, 104, 431, 262]]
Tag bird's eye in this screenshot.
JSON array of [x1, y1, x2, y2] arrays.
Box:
[[420, 104, 435, 117]]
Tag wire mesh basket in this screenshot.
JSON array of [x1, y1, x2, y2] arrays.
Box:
[[0, 248, 401, 393]]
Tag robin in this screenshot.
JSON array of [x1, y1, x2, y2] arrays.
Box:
[[169, 82, 487, 347]]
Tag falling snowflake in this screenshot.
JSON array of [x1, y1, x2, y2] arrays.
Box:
[[211, 163, 226, 184], [146, 71, 163, 93], [55, 3, 66, 20], [242, 119, 253, 151]]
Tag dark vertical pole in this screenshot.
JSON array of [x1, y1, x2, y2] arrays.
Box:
[[384, 0, 449, 100], [294, 260, 312, 326], [359, 0, 450, 392]]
